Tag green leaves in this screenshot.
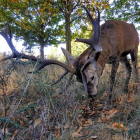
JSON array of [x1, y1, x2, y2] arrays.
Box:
[[105, 0, 140, 27], [0, 0, 64, 59]]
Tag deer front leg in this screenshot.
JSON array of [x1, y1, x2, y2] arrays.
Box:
[[109, 60, 119, 102], [121, 57, 132, 93]]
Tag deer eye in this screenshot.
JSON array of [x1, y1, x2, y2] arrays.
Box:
[[91, 76, 94, 80]]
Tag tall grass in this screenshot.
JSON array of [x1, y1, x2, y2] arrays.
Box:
[[0, 54, 140, 140]]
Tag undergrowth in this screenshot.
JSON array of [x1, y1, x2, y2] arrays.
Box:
[[0, 56, 140, 140]]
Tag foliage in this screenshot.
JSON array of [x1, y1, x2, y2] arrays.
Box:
[[71, 0, 110, 43], [71, 40, 87, 56], [0, 0, 110, 58], [47, 46, 65, 61], [0, 0, 64, 59], [104, 0, 140, 29]]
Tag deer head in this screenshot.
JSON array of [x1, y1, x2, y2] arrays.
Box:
[[61, 6, 102, 97], [0, 5, 101, 98]]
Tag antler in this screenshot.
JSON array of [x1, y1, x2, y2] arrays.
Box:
[[0, 24, 39, 62], [0, 23, 76, 87], [75, 6, 102, 52]]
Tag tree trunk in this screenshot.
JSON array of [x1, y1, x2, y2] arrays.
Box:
[[40, 44, 44, 60], [65, 8, 71, 54], [39, 36, 45, 60], [39, 23, 45, 60]]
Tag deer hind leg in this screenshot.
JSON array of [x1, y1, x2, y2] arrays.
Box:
[[109, 60, 119, 102], [130, 50, 138, 90], [120, 57, 132, 93]]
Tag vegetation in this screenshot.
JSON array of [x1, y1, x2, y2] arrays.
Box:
[[0, 0, 140, 139], [0, 0, 110, 58], [0, 0, 64, 59], [0, 54, 140, 139], [104, 0, 140, 27]]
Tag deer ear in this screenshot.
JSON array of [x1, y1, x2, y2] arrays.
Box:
[[61, 48, 75, 64]]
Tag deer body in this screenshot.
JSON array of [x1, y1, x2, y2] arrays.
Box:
[[100, 20, 138, 58]]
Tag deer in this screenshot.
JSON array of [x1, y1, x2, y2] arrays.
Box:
[[0, 5, 139, 107]]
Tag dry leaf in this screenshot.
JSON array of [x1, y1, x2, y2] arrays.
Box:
[[84, 130, 91, 135], [78, 114, 82, 118], [108, 108, 118, 114], [90, 136, 98, 139], [84, 110, 96, 115], [63, 123, 70, 129], [0, 109, 3, 116], [34, 118, 41, 127], [10, 130, 18, 140], [52, 93, 60, 98], [97, 117, 102, 123], [120, 123, 127, 131], [113, 122, 119, 128], [127, 98, 133, 102], [101, 112, 106, 121], [79, 105, 87, 110], [113, 122, 128, 131], [77, 117, 85, 126], [112, 134, 124, 140], [81, 118, 92, 127], [106, 108, 118, 120], [77, 126, 83, 133], [72, 132, 82, 138], [87, 118, 92, 124], [100, 109, 118, 122], [96, 104, 103, 108], [55, 128, 60, 138], [17, 119, 24, 127]]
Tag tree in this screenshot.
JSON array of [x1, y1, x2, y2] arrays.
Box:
[[0, 0, 64, 59], [56, 0, 109, 55], [104, 0, 140, 29], [0, 0, 110, 59]]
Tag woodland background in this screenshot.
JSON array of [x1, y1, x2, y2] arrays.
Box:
[[0, 0, 140, 140]]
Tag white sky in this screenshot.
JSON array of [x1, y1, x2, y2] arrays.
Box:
[[0, 35, 66, 57]]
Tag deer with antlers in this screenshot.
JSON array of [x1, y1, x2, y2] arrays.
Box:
[[0, 5, 139, 105]]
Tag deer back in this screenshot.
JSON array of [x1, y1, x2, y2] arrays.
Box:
[[100, 20, 139, 58]]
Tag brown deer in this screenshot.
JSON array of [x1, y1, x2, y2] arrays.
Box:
[[0, 5, 139, 105]]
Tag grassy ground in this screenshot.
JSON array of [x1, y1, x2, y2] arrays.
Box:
[[0, 55, 140, 140]]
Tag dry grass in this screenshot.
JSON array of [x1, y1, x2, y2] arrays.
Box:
[[0, 55, 140, 140]]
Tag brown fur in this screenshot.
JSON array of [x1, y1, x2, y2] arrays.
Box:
[[73, 20, 139, 97]]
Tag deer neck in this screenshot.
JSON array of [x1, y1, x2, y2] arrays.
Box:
[[96, 50, 110, 76]]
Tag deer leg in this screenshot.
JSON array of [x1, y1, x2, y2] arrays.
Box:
[[130, 51, 138, 84], [109, 60, 119, 102], [121, 57, 132, 93], [130, 50, 138, 92], [110, 61, 119, 92]]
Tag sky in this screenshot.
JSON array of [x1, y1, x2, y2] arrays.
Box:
[[0, 35, 65, 57]]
